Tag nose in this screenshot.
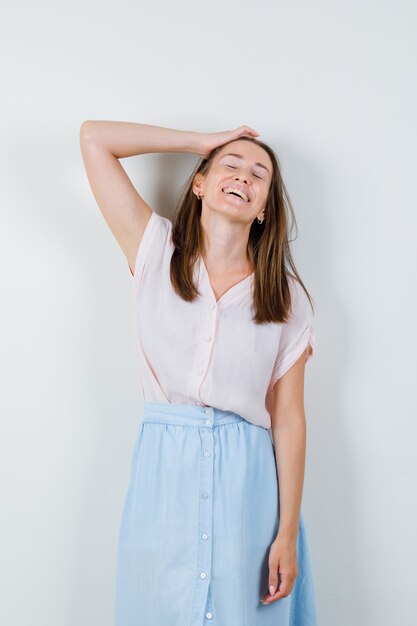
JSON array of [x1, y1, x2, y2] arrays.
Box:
[[234, 172, 248, 184]]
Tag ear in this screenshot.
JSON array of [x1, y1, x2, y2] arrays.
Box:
[[192, 172, 205, 198]]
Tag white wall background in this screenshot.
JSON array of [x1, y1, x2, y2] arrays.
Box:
[[1, 1, 416, 624]]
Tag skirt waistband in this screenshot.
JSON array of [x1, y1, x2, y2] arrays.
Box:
[[142, 401, 247, 428]]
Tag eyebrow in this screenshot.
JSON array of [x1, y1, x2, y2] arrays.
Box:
[[220, 152, 271, 175]]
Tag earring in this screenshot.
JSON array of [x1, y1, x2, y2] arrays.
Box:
[[256, 212, 265, 224]]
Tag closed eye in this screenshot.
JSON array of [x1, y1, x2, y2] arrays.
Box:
[[226, 164, 263, 179]]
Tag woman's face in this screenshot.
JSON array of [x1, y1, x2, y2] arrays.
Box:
[[195, 139, 273, 224]]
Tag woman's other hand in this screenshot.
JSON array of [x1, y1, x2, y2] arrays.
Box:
[[260, 534, 299, 604]]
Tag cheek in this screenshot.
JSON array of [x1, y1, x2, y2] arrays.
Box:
[[207, 176, 224, 194], [260, 184, 271, 203]]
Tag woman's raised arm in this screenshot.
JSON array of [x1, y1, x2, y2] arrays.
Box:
[[79, 122, 203, 274]]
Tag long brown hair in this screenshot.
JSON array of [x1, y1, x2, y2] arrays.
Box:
[[169, 136, 314, 325]]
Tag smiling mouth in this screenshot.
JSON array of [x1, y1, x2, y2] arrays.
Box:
[[222, 187, 250, 202]]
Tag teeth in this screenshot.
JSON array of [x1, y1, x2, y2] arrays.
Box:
[[222, 187, 249, 202]]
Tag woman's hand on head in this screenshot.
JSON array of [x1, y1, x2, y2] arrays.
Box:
[[197, 126, 260, 159]]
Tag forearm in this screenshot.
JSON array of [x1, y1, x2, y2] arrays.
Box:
[[79, 120, 202, 159], [271, 415, 306, 541]]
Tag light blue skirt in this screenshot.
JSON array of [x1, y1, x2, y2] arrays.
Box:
[[114, 402, 318, 625]]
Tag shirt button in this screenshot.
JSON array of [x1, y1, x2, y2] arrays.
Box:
[[204, 409, 211, 414], [203, 451, 210, 458], [201, 491, 209, 499], [205, 336, 212, 341], [209, 304, 215, 309], [206, 612, 213, 619], [200, 572, 207, 579], [201, 532, 208, 540], [205, 419, 212, 426], [197, 369, 204, 376]]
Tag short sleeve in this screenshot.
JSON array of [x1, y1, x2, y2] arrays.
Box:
[[269, 282, 316, 387], [129, 211, 171, 280]]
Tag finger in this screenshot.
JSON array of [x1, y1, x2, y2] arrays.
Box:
[[260, 566, 278, 603], [272, 578, 288, 599], [270, 572, 298, 601], [239, 130, 259, 138], [269, 556, 280, 592], [235, 126, 259, 137], [239, 125, 258, 132], [262, 570, 282, 603], [262, 579, 289, 603], [268, 577, 278, 597]]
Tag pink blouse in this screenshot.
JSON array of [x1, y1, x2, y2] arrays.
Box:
[[130, 211, 315, 430]]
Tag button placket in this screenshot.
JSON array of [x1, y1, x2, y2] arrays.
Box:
[[187, 302, 217, 403], [204, 579, 215, 623], [196, 303, 217, 402], [190, 408, 215, 624]]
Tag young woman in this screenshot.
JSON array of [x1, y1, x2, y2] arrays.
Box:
[[79, 122, 318, 625]]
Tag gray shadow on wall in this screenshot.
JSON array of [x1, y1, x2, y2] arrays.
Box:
[[70, 149, 201, 625]]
